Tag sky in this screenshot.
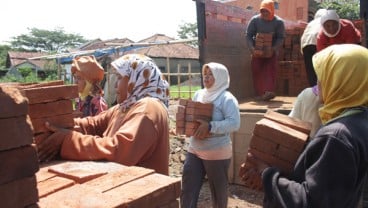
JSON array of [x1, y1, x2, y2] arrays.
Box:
[[0, 0, 197, 44]]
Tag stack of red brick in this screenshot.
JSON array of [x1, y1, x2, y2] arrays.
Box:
[[36, 161, 181, 207], [239, 110, 311, 191], [254, 33, 273, 58], [14, 80, 79, 137], [176, 99, 213, 137], [276, 27, 309, 96], [0, 86, 39, 207]]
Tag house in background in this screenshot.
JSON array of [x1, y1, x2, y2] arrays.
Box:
[[124, 34, 200, 85], [5, 51, 50, 78]]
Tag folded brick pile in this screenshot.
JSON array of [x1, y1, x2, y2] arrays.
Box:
[[0, 86, 39, 207], [239, 110, 311, 191], [254, 33, 273, 58], [175, 99, 213, 137]]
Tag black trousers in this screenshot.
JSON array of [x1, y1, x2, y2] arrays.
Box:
[[302, 45, 318, 87]]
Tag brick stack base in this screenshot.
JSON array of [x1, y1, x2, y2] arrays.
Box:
[[239, 110, 311, 191], [0, 86, 39, 207]]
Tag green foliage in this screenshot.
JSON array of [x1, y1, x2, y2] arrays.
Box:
[[318, 0, 360, 20], [177, 22, 198, 48], [0, 68, 59, 83], [10, 27, 88, 52], [170, 85, 201, 99]]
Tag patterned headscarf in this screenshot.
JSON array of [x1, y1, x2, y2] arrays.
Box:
[[201, 62, 230, 103], [260, 0, 275, 21], [111, 54, 170, 110], [313, 44, 368, 124]]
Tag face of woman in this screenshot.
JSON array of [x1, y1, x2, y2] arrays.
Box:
[[115, 74, 129, 104], [73, 73, 86, 93], [260, 9, 271, 20], [323, 20, 339, 35], [203, 67, 215, 89]]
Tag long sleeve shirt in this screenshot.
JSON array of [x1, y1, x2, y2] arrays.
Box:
[[60, 97, 170, 175], [188, 90, 240, 155], [246, 14, 286, 52]]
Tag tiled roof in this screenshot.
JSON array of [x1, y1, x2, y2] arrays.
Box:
[[126, 34, 199, 59], [7, 51, 49, 69]]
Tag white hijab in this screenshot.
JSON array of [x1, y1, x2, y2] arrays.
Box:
[[201, 62, 230, 103], [320, 10, 341, 38]]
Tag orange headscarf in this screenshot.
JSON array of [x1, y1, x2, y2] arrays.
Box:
[[260, 0, 275, 21]]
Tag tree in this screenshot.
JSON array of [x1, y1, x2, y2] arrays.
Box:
[[10, 27, 88, 53], [318, 0, 360, 20], [0, 45, 11, 70], [177, 22, 198, 48]]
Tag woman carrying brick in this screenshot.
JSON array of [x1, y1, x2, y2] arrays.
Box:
[[180, 62, 240, 208], [37, 54, 171, 175], [247, 44, 368, 208], [71, 55, 108, 117]]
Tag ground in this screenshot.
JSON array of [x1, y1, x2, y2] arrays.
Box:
[[168, 100, 264, 208]]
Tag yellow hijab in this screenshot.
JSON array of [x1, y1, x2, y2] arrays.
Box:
[[313, 44, 368, 124]]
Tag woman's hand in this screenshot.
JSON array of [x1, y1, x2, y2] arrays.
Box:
[[37, 122, 70, 162], [193, 119, 211, 139]]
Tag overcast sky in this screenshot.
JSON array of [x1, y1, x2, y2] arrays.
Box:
[[0, 0, 197, 44]]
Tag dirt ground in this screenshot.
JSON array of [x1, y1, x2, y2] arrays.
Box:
[[168, 100, 264, 208]]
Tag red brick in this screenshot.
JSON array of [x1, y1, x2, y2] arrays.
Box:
[[28, 99, 74, 119], [37, 176, 75, 198], [38, 161, 180, 208], [15, 80, 64, 89], [263, 110, 311, 135], [249, 148, 293, 175], [253, 118, 308, 152], [0, 86, 29, 118], [0, 115, 33, 151], [185, 114, 211, 122], [22, 84, 78, 104], [0, 176, 38, 207], [0, 145, 39, 185], [31, 113, 76, 134]]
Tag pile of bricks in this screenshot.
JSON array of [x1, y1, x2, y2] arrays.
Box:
[[0, 86, 39, 207], [14, 80, 79, 136], [175, 99, 213, 137], [276, 27, 309, 96], [36, 161, 181, 207], [254, 33, 273, 58], [239, 110, 311, 191]]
